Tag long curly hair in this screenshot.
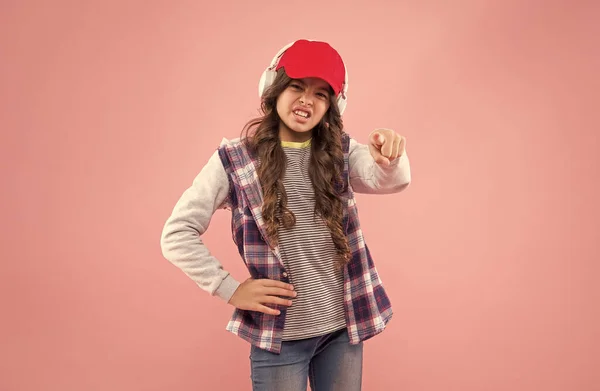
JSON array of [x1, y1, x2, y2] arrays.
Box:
[[241, 69, 351, 267]]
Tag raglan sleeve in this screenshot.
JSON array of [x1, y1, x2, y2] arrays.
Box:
[[160, 141, 241, 303]]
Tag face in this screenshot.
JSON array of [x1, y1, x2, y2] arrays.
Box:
[[276, 77, 332, 142]]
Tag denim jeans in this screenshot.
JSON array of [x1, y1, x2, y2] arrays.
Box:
[[249, 328, 363, 391]]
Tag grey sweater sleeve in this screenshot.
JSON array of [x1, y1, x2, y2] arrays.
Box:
[[348, 136, 411, 194], [160, 141, 241, 303]]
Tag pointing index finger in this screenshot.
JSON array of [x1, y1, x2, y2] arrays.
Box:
[[370, 131, 385, 147]]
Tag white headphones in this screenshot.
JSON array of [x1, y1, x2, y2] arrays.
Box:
[[257, 40, 349, 115]]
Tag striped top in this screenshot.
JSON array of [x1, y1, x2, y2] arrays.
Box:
[[278, 139, 346, 340]]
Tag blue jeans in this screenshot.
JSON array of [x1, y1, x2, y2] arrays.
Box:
[[249, 328, 363, 391]]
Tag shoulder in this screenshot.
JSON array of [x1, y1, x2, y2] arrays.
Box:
[[217, 136, 256, 157], [216, 137, 247, 160], [217, 137, 244, 150], [216, 136, 258, 172]]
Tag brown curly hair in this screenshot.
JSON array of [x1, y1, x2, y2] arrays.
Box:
[[240, 69, 351, 267]]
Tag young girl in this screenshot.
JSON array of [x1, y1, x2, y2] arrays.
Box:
[[161, 39, 411, 391]]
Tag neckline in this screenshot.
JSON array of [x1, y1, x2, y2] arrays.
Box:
[[281, 139, 311, 149]]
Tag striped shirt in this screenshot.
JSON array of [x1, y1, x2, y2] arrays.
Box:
[[279, 139, 346, 340]]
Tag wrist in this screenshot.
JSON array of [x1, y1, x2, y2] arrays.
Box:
[[215, 275, 241, 303]]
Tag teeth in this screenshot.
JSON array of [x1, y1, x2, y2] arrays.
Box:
[[294, 110, 309, 118]]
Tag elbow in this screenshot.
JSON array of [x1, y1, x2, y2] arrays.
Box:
[[160, 229, 172, 261], [160, 221, 202, 263], [160, 222, 179, 262]]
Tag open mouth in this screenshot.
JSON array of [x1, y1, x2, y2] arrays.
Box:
[[293, 109, 311, 119]]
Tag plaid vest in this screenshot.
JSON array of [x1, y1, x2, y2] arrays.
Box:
[[217, 133, 393, 354]]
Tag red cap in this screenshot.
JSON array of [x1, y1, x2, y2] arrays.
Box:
[[275, 40, 346, 96]]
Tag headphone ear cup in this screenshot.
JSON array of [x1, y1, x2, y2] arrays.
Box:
[[258, 69, 277, 97], [337, 94, 347, 115]]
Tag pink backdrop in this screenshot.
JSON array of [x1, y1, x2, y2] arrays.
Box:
[[1, 0, 598, 390]]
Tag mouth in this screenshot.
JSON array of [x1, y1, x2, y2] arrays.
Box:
[[293, 109, 311, 119], [291, 106, 312, 124]]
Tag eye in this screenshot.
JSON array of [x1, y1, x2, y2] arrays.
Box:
[[289, 83, 303, 90], [317, 92, 329, 99]]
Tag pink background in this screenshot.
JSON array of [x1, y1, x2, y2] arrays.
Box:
[[1, 0, 599, 390]]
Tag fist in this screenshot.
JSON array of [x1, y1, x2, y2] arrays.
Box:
[[369, 129, 405, 166]]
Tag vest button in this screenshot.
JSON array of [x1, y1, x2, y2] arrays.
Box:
[[282, 272, 288, 277]]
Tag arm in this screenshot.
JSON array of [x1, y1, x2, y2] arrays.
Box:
[[348, 131, 411, 194], [160, 146, 241, 303]]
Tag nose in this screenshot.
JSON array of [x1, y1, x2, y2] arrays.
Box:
[[299, 92, 313, 106]]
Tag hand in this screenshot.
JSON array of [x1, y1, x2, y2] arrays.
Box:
[[368, 129, 405, 166], [228, 278, 297, 316]]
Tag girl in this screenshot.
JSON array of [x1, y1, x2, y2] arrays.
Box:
[[161, 39, 411, 391]]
